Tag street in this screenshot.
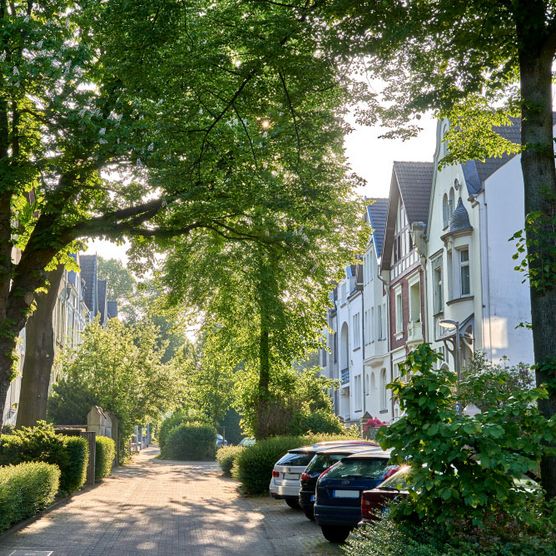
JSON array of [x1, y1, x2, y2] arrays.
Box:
[[0, 448, 341, 556]]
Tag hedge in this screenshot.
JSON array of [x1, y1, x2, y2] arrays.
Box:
[[216, 446, 244, 477], [95, 436, 116, 481], [0, 421, 88, 495], [0, 462, 60, 533], [161, 423, 216, 461], [232, 433, 363, 495]]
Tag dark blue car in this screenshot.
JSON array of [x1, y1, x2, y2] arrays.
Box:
[[314, 449, 397, 543]]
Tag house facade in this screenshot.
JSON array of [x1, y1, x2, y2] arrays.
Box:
[[322, 119, 534, 425]]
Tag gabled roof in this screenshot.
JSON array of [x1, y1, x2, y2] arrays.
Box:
[[393, 161, 434, 224], [382, 162, 434, 271], [367, 198, 389, 258], [79, 255, 98, 315], [461, 120, 521, 194]]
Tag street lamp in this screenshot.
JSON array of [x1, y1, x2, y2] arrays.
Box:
[[439, 319, 461, 383]]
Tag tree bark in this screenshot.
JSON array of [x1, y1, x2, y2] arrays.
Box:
[[16, 266, 64, 427], [517, 2, 556, 498]]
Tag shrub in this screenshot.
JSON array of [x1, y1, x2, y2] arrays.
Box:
[[291, 409, 344, 435], [159, 410, 211, 452], [60, 436, 88, 494], [95, 436, 116, 481], [216, 446, 244, 476], [344, 516, 556, 556], [0, 421, 88, 495], [0, 462, 60, 533], [161, 423, 216, 461], [233, 432, 361, 495]]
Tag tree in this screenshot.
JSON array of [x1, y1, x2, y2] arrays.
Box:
[[15, 266, 64, 427], [0, 0, 364, 422], [322, 0, 556, 499], [48, 319, 184, 458]]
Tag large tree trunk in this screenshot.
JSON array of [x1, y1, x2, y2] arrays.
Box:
[[517, 2, 556, 498], [16, 266, 64, 427]]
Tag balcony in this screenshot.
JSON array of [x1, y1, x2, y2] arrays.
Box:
[[340, 367, 349, 385], [407, 320, 423, 344]]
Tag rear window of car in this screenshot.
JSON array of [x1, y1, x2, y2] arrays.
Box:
[[379, 468, 412, 490], [326, 458, 389, 480], [276, 451, 314, 466], [306, 453, 347, 474]]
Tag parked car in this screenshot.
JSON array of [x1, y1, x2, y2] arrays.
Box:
[[238, 437, 256, 447], [360, 465, 411, 523], [216, 434, 228, 449], [269, 440, 375, 509], [299, 444, 379, 520], [314, 449, 398, 543]]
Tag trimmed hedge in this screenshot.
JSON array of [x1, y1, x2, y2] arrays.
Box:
[[216, 446, 244, 477], [0, 462, 60, 533], [95, 436, 116, 481], [232, 433, 364, 495], [0, 421, 88, 495], [161, 423, 216, 461]]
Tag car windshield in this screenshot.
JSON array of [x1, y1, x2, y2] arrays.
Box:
[[378, 467, 412, 490], [306, 453, 347, 474], [326, 458, 389, 480], [276, 451, 314, 467]]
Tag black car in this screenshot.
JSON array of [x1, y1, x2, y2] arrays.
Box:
[[299, 444, 378, 520], [314, 449, 397, 543]]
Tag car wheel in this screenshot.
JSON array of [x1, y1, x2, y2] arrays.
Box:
[[285, 498, 300, 510], [303, 507, 315, 521], [321, 525, 351, 543]]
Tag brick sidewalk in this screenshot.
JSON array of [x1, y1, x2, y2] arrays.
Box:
[[0, 447, 341, 556]]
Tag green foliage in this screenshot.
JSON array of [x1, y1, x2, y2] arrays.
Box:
[[377, 344, 556, 533], [234, 366, 341, 437], [97, 257, 137, 322], [49, 320, 185, 461], [0, 462, 60, 533], [459, 352, 534, 412], [161, 423, 216, 461], [221, 409, 243, 445], [95, 436, 116, 482], [47, 380, 97, 426], [158, 410, 211, 452], [61, 436, 89, 494], [0, 422, 88, 494], [233, 433, 360, 495], [216, 446, 244, 477], [344, 515, 556, 556]]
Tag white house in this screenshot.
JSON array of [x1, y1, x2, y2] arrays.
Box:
[[425, 120, 534, 371], [362, 199, 392, 422]]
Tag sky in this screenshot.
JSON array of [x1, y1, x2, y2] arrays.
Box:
[[84, 115, 439, 262]]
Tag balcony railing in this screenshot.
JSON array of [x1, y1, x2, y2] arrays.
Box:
[[340, 367, 349, 385], [407, 320, 423, 343]]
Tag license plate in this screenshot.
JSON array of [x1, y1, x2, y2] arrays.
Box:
[[310, 494, 315, 502], [284, 473, 299, 480], [333, 490, 360, 498]]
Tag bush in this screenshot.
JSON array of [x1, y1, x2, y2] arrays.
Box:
[[291, 409, 344, 435], [233, 433, 361, 495], [344, 516, 556, 556], [59, 436, 88, 494], [161, 423, 216, 461], [0, 421, 88, 495], [95, 436, 116, 481], [216, 446, 244, 476], [0, 462, 60, 533], [159, 410, 212, 452]]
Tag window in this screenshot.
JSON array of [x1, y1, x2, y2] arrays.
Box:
[[354, 375, 362, 410], [449, 187, 455, 219], [380, 368, 388, 410], [370, 307, 374, 342], [353, 313, 361, 349], [376, 305, 384, 340], [395, 289, 403, 333], [432, 256, 443, 314], [459, 247, 470, 296], [442, 193, 449, 228], [409, 280, 421, 323], [364, 308, 373, 344]]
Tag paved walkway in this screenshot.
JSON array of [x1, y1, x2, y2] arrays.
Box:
[[0, 447, 341, 556]]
